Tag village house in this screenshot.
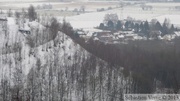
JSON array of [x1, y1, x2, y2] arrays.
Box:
[[76, 30, 86, 36], [149, 31, 162, 39], [124, 34, 135, 40], [92, 31, 111, 37], [119, 31, 133, 35], [113, 35, 125, 43], [92, 31, 113, 43]]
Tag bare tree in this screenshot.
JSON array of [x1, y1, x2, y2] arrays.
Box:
[[103, 13, 119, 25]]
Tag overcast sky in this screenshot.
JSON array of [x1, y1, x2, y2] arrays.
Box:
[[0, 0, 44, 2]]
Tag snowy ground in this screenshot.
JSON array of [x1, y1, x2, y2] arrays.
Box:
[[66, 2, 180, 29], [61, 6, 180, 29], [150, 14, 180, 26]]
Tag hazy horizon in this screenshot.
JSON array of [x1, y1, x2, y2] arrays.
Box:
[[0, 0, 45, 2]]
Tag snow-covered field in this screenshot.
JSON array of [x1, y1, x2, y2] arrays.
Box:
[[3, 0, 180, 29], [62, 6, 180, 29], [12, 2, 162, 29], [2, 2, 71, 9]]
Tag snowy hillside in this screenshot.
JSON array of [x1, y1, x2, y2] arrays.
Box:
[[0, 15, 134, 101], [0, 17, 84, 78]]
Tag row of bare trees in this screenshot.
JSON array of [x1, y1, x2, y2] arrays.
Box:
[[0, 33, 133, 101]]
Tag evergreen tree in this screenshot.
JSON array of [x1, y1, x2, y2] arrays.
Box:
[[162, 23, 168, 35], [134, 23, 139, 32], [144, 21, 150, 37], [116, 20, 122, 30], [130, 22, 135, 29], [107, 20, 114, 30], [144, 21, 150, 31], [140, 22, 144, 32], [169, 24, 175, 34], [125, 21, 129, 29], [99, 23, 105, 30], [155, 21, 163, 31]]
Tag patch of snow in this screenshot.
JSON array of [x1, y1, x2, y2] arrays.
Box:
[[94, 37, 99, 41], [7, 17, 15, 25], [174, 31, 180, 36]]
